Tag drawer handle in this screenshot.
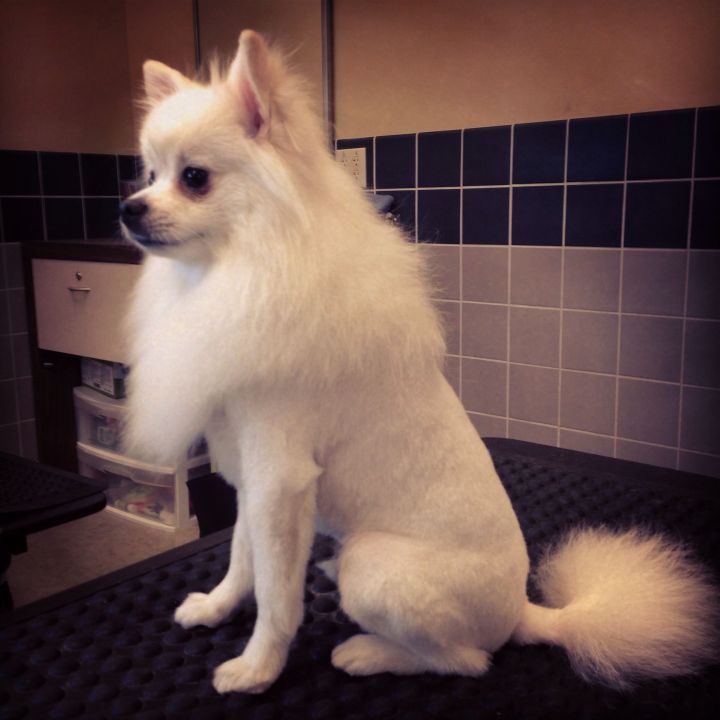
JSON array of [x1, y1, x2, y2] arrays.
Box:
[[68, 286, 92, 293]]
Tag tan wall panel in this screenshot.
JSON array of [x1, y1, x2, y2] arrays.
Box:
[[197, 0, 324, 117], [0, 0, 195, 154], [334, 0, 720, 137], [125, 0, 196, 149], [0, 0, 134, 152]]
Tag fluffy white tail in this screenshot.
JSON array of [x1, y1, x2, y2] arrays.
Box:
[[513, 527, 719, 689]]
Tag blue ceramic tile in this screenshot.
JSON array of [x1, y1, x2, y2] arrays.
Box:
[[513, 121, 566, 184], [512, 186, 563, 246], [85, 198, 121, 240], [45, 198, 84, 241], [1, 198, 43, 242], [418, 130, 460, 187], [691, 180, 720, 249], [80, 153, 119, 196], [566, 184, 623, 247], [388, 190, 415, 236], [376, 134, 415, 189], [628, 109, 694, 180], [463, 188, 509, 244], [40, 152, 81, 196], [0, 151, 40, 196], [337, 137, 374, 189], [418, 190, 460, 244], [568, 115, 627, 181], [695, 106, 720, 178], [625, 182, 691, 248], [118, 155, 140, 182], [463, 126, 511, 186]]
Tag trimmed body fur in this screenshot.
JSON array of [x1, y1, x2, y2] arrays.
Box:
[[122, 31, 718, 694]]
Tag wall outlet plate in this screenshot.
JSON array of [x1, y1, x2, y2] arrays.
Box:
[[336, 147, 367, 188]]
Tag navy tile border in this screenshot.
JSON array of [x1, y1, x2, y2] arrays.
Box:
[[566, 184, 624, 247], [388, 190, 416, 236], [625, 182, 691, 249], [418, 189, 460, 244], [40, 152, 81, 196], [418, 130, 461, 188], [1, 150, 141, 243], [463, 126, 511, 186], [691, 180, 720, 249], [513, 120, 566, 184], [1, 198, 43, 243], [80, 154, 119, 196], [512, 186, 564, 246], [44, 198, 84, 241], [3, 105, 719, 248], [463, 188, 509, 245], [337, 104, 718, 248], [628, 109, 694, 181], [376, 134, 415, 189], [0, 151, 41, 196], [568, 115, 627, 182]]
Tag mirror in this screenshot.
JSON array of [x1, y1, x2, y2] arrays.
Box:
[[0, 0, 332, 155]]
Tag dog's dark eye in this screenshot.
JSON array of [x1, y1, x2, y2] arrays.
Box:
[[181, 167, 209, 191], [147, 171, 156, 187]]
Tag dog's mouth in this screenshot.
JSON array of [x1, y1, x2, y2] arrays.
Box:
[[124, 229, 179, 250]]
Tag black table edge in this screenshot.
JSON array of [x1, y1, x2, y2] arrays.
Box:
[[3, 438, 717, 627]]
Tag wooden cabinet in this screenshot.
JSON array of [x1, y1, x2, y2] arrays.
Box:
[[26, 243, 142, 471], [32, 259, 141, 363]]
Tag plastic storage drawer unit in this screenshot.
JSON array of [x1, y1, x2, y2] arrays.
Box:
[[73, 386, 206, 457], [76, 442, 209, 529]]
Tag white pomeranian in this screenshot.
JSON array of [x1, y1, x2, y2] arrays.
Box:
[[120, 30, 718, 695]]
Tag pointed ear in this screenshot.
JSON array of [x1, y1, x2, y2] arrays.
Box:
[[227, 30, 272, 139], [143, 60, 191, 105]]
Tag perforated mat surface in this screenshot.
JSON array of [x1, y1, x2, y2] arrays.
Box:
[[0, 452, 103, 516], [1, 439, 719, 719]]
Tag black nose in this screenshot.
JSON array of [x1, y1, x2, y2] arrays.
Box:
[[119, 198, 148, 232]]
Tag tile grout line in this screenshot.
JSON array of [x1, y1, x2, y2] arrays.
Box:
[[505, 124, 515, 439], [458, 297, 718, 324], [676, 109, 699, 470], [459, 356, 716, 390], [12, 154, 43, 456], [78, 153, 88, 241], [458, 130, 464, 402], [612, 115, 631, 459], [465, 410, 720, 460], [557, 119, 569, 448], [324, 175, 720, 193]]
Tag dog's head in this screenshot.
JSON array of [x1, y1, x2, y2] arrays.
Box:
[[120, 30, 310, 261]]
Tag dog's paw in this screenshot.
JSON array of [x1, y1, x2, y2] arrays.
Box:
[[212, 656, 277, 694], [174, 592, 230, 629], [332, 634, 424, 676]]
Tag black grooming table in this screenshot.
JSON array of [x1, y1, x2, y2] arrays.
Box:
[[1, 439, 719, 719], [0, 451, 107, 610]]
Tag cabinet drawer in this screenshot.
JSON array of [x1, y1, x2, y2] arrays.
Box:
[[32, 259, 141, 363]]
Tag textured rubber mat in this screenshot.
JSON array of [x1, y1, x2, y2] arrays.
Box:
[[0, 452, 104, 516], [1, 440, 719, 719]]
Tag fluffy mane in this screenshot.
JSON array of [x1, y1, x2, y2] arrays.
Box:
[[124, 34, 445, 465]]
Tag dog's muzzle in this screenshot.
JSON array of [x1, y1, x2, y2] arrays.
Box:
[[119, 198, 149, 235]]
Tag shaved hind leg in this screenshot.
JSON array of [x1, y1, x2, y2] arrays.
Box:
[[331, 531, 517, 678], [332, 633, 490, 676]]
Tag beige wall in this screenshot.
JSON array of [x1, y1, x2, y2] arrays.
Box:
[[0, 0, 134, 153], [334, 0, 720, 138], [125, 0, 196, 148], [3, 0, 718, 151], [198, 0, 324, 116], [0, 0, 194, 154]]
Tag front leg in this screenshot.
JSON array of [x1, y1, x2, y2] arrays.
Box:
[[213, 434, 320, 694], [175, 487, 253, 629]]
